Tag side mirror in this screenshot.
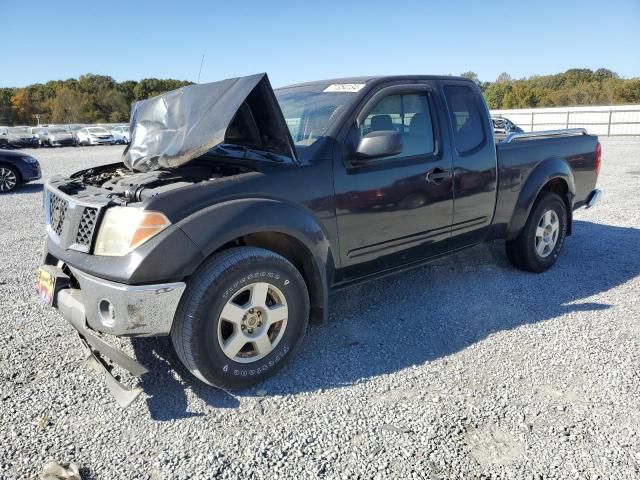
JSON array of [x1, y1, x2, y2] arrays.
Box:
[[355, 130, 402, 160]]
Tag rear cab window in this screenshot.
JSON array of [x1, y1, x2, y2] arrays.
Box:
[[442, 84, 486, 154]]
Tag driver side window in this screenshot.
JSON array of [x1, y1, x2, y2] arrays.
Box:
[[360, 93, 435, 160]]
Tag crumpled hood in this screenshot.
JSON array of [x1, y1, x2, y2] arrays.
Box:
[[122, 73, 296, 172]]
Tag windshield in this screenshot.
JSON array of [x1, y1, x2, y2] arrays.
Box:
[[275, 87, 358, 149], [88, 127, 109, 134], [49, 127, 68, 133], [8, 127, 30, 135]]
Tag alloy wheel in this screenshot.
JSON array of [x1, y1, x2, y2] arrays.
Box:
[[217, 282, 289, 363], [534, 210, 559, 258], [0, 167, 17, 192]]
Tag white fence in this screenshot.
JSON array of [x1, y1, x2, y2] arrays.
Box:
[[490, 105, 640, 136]]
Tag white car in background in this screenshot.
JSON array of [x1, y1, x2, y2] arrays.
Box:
[[76, 127, 115, 146], [110, 125, 130, 144]]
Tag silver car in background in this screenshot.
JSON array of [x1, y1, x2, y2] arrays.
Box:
[[39, 126, 76, 147], [76, 127, 115, 146], [109, 125, 130, 144]]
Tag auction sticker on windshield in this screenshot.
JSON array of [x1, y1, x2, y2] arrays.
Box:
[[323, 84, 365, 93]]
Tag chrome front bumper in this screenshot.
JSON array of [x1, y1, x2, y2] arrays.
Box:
[[45, 265, 186, 406], [67, 267, 186, 337]]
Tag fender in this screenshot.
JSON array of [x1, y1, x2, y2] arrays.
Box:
[[506, 157, 575, 240], [177, 197, 335, 322]]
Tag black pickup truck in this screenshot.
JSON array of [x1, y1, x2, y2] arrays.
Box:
[[37, 74, 602, 405]]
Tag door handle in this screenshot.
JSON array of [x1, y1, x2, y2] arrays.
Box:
[[425, 168, 451, 184]]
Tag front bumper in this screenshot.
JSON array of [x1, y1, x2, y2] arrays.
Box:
[[42, 263, 186, 405], [18, 162, 41, 182], [89, 138, 114, 145], [50, 264, 186, 337], [71, 266, 186, 336], [50, 138, 76, 146], [9, 139, 39, 148]]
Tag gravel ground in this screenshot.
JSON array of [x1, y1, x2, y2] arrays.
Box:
[[1, 140, 639, 479]]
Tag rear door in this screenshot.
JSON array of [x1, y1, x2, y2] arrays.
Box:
[[333, 82, 454, 279], [440, 81, 498, 248]]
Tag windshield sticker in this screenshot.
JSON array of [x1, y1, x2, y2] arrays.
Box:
[[323, 83, 365, 93]]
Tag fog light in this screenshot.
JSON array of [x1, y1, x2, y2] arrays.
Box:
[[98, 299, 116, 327]]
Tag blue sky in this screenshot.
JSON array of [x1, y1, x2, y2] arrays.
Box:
[[2, 0, 639, 88]]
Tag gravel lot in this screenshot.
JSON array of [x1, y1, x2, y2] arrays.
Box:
[[1, 140, 639, 479]]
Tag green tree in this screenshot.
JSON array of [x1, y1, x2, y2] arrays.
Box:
[[10, 89, 38, 124], [496, 72, 512, 83], [483, 82, 512, 109], [0, 88, 14, 125], [502, 83, 540, 108], [133, 78, 192, 101], [460, 71, 481, 86], [614, 79, 640, 103], [46, 87, 86, 123], [117, 80, 138, 107]]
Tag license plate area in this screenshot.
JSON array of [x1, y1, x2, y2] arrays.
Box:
[[36, 265, 70, 306]]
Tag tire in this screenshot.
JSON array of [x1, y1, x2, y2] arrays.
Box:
[[0, 165, 20, 193], [506, 191, 568, 273], [171, 247, 310, 390]]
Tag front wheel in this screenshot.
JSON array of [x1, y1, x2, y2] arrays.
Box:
[[171, 247, 309, 389], [506, 192, 568, 273]]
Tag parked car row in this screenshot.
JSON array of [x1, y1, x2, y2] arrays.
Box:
[[0, 123, 130, 149]]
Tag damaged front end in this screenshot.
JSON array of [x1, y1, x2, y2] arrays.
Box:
[[124, 72, 297, 172], [39, 73, 296, 406]]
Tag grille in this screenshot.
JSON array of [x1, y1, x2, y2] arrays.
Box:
[[75, 207, 98, 247], [49, 192, 68, 236]]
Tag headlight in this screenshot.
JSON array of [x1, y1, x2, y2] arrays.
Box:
[[93, 207, 171, 256], [22, 156, 38, 164]]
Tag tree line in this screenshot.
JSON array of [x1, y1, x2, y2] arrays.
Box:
[[462, 68, 640, 109], [0, 74, 193, 126], [1, 69, 639, 126]]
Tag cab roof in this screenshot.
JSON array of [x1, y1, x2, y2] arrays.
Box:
[[277, 75, 471, 90]]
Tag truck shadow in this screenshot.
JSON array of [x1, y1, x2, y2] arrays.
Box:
[[8, 183, 44, 195], [131, 337, 240, 420], [131, 220, 639, 419]]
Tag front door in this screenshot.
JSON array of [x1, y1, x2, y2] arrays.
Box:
[[333, 84, 454, 279]]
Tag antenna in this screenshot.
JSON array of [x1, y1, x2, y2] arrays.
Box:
[[197, 55, 205, 83]]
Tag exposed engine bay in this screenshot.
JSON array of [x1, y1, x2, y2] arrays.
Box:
[[52, 160, 254, 205]]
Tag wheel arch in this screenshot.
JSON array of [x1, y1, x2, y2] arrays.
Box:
[[177, 198, 335, 323], [507, 157, 575, 240]]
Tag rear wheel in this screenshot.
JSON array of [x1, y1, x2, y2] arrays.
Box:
[[0, 166, 20, 193], [506, 192, 567, 273], [171, 247, 309, 389]]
